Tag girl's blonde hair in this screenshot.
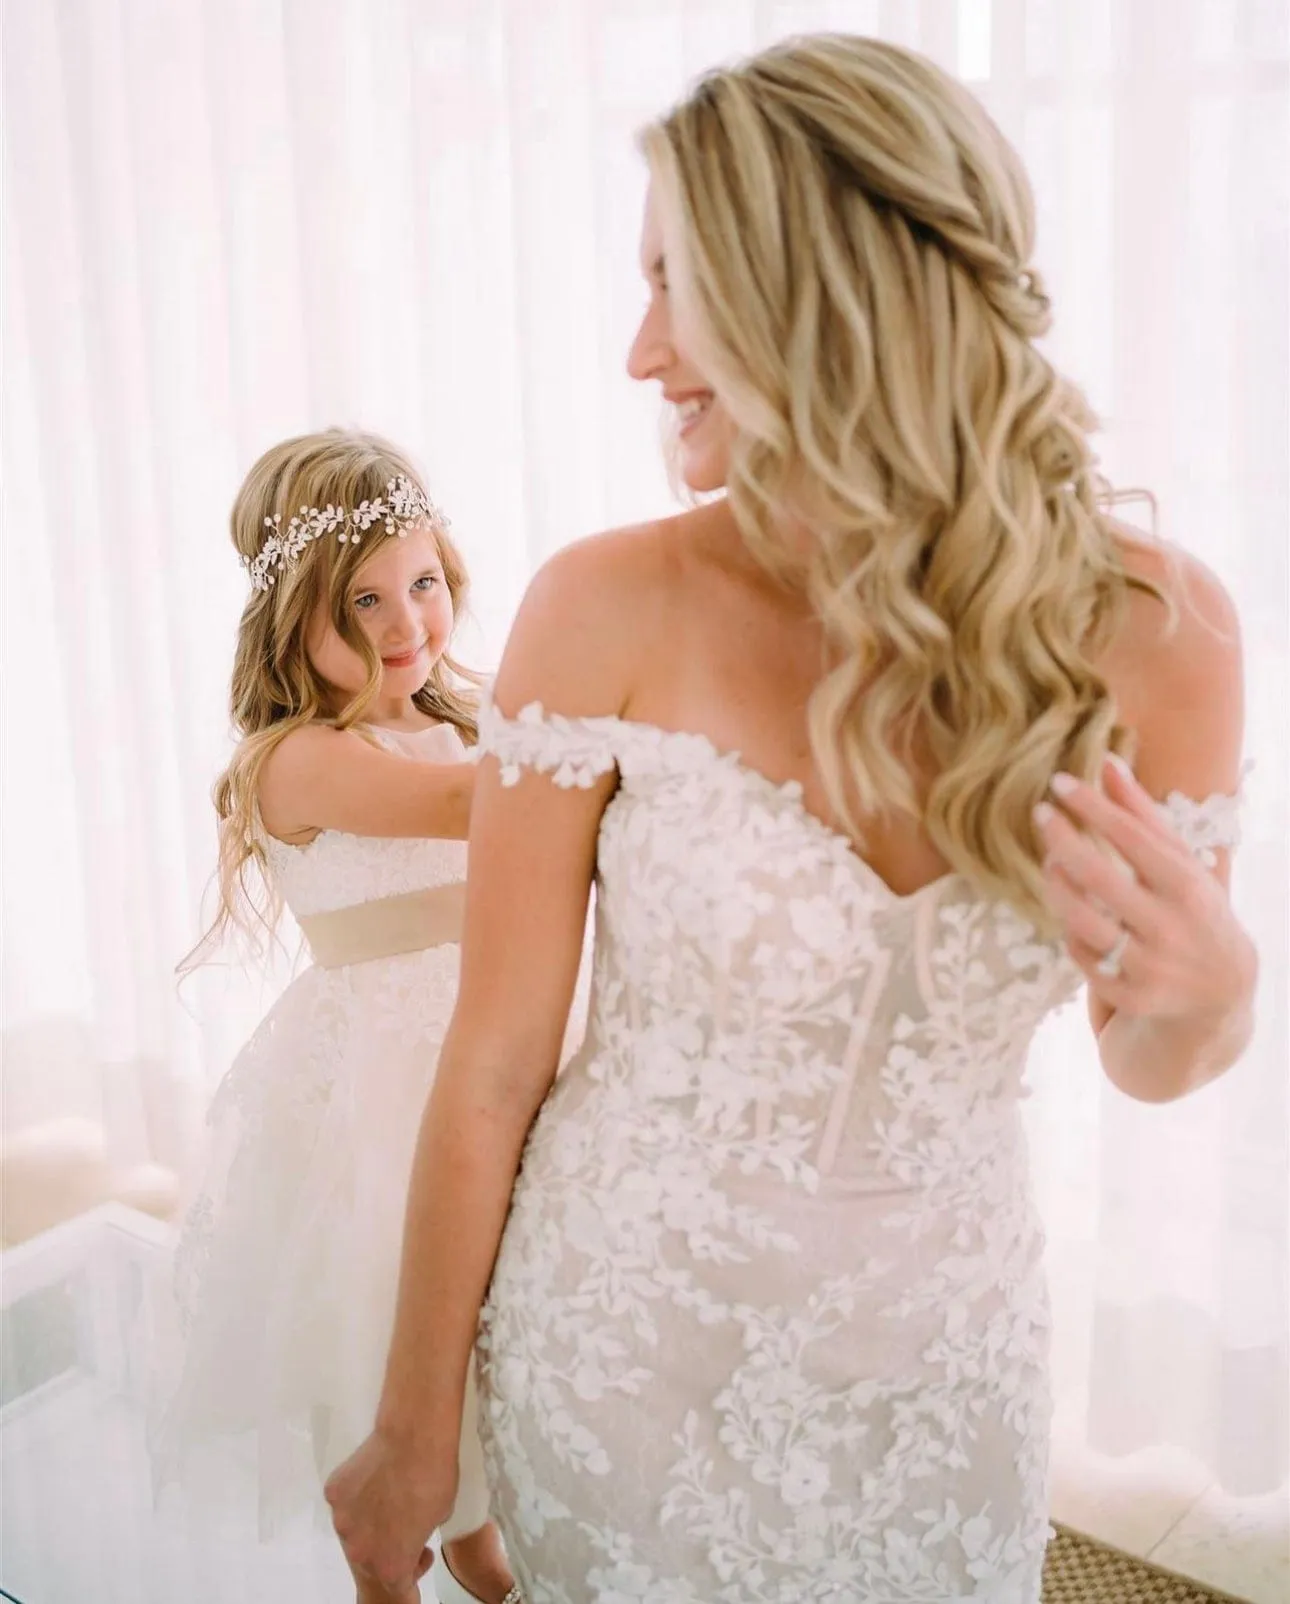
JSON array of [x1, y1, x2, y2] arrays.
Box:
[[192, 428, 479, 965], [641, 33, 1166, 925]]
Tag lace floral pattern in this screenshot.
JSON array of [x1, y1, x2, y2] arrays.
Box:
[[473, 699, 1244, 1604], [1158, 760, 1249, 869]]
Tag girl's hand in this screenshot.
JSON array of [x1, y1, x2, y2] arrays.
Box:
[[325, 1427, 456, 1601], [1036, 753, 1256, 1022]]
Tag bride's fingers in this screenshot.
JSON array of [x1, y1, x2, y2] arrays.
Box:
[[1048, 769, 1190, 895], [355, 1579, 420, 1604], [1100, 753, 1178, 835], [1034, 802, 1159, 936], [1042, 859, 1123, 954], [354, 1564, 422, 1604]]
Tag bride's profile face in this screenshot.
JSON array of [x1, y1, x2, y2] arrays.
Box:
[[626, 182, 734, 495]]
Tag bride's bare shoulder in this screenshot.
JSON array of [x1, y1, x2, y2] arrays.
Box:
[[1105, 520, 1245, 796], [534, 506, 701, 597], [1111, 520, 1241, 663], [491, 506, 713, 719]]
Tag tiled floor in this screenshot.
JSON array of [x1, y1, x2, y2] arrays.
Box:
[[1151, 1484, 1290, 1604], [1050, 1411, 1290, 1604]]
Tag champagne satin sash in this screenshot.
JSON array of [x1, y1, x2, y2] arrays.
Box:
[[298, 883, 466, 969]]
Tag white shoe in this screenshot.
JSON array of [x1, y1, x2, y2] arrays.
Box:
[[429, 1546, 523, 1604]]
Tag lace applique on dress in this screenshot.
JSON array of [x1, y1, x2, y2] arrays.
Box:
[[477, 697, 618, 789], [1160, 761, 1249, 868], [472, 700, 1248, 1604]]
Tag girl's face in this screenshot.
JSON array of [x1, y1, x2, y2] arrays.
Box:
[[306, 523, 455, 716], [626, 181, 735, 495]]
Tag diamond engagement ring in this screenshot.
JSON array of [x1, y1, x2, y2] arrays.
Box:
[[1095, 927, 1130, 979]]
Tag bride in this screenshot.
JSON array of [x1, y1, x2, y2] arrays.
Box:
[[326, 33, 1256, 1604]]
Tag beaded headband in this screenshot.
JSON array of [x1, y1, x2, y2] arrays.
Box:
[[244, 474, 445, 592]]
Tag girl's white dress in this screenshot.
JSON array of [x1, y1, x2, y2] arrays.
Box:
[[150, 723, 492, 1541]]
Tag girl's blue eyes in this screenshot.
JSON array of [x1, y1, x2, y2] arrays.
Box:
[[354, 576, 439, 610]]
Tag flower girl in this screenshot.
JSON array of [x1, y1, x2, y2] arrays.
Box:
[[151, 429, 521, 1604]]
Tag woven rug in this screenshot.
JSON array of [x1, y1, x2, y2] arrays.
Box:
[[1044, 1524, 1248, 1603]]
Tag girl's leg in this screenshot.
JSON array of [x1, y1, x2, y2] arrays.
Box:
[[439, 1361, 518, 1599], [441, 1522, 518, 1602]]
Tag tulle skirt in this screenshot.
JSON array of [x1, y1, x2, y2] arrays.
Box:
[[148, 944, 491, 1541]]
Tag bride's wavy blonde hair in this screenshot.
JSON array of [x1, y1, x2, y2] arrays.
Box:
[[189, 428, 479, 966], [642, 33, 1166, 924]]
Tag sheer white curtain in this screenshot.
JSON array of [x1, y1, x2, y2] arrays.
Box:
[[1, 1, 1285, 1594]]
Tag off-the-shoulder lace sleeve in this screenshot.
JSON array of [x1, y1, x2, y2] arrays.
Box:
[[476, 696, 619, 790], [1158, 763, 1250, 868]]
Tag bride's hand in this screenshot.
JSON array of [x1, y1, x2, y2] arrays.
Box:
[[324, 1427, 456, 1601], [1036, 753, 1254, 1019]]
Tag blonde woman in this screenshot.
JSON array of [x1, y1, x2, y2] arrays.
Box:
[[150, 430, 521, 1604], [326, 37, 1257, 1604]]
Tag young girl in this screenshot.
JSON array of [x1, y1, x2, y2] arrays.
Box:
[[150, 429, 521, 1604]]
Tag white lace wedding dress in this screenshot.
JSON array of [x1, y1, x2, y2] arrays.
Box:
[[473, 700, 1242, 1604], [149, 723, 494, 1542]]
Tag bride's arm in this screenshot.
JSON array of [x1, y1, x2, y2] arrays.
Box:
[[326, 529, 660, 1594], [374, 689, 616, 1450]]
